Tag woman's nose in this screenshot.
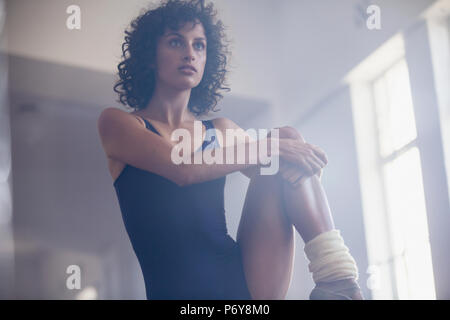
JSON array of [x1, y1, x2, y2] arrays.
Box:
[[183, 46, 195, 62]]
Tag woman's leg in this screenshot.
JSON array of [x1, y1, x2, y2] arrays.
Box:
[[236, 127, 330, 300], [237, 127, 362, 300], [278, 128, 362, 299], [236, 172, 295, 300], [279, 131, 335, 243]]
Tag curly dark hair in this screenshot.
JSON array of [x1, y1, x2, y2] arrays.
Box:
[[113, 0, 231, 117]]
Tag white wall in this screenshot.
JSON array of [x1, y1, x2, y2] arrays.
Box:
[[4, 0, 436, 118], [277, 0, 437, 123], [4, 0, 150, 73]]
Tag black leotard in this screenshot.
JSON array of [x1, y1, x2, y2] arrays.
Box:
[[113, 116, 252, 300]]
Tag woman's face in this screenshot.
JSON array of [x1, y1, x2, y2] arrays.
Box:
[[154, 20, 207, 91]]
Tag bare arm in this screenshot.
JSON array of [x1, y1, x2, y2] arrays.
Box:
[[211, 117, 262, 180], [183, 118, 327, 184], [97, 108, 268, 186]]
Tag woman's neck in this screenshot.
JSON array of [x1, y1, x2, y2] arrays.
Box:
[[140, 82, 196, 127]]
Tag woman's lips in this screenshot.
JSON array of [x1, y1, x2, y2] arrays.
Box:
[[178, 67, 196, 75]]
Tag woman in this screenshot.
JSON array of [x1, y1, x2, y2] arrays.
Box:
[[98, 0, 363, 300]]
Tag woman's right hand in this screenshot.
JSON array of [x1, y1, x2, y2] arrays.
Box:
[[278, 137, 327, 175], [267, 126, 328, 176]]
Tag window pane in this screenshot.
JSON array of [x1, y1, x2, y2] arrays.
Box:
[[385, 60, 418, 150], [373, 59, 418, 157], [382, 147, 436, 299], [373, 76, 393, 157]]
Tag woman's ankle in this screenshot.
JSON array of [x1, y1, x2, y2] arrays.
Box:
[[314, 278, 364, 300]]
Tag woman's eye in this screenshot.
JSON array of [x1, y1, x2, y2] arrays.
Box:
[[169, 39, 182, 47], [194, 42, 205, 50]]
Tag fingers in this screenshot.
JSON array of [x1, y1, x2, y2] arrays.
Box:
[[280, 163, 324, 188], [282, 149, 320, 176], [292, 174, 309, 188], [287, 137, 328, 167], [300, 157, 315, 175], [281, 166, 303, 185], [291, 168, 322, 188], [306, 143, 328, 165], [306, 151, 326, 174], [281, 155, 324, 188], [273, 126, 300, 140], [279, 159, 306, 184], [278, 137, 328, 176], [296, 145, 325, 175]]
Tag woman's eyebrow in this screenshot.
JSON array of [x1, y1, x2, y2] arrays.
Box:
[[165, 32, 206, 41]]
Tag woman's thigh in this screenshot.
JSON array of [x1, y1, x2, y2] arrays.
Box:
[[236, 173, 295, 299]]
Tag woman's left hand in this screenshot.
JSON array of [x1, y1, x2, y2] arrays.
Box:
[[269, 126, 325, 187], [279, 161, 322, 188]]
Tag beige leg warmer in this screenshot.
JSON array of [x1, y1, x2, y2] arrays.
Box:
[[304, 229, 359, 283]]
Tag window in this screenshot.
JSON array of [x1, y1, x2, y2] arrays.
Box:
[[426, 6, 450, 201], [346, 34, 437, 299], [370, 59, 435, 299]]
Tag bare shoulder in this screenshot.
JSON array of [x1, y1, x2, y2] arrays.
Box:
[[97, 107, 126, 126], [96, 107, 187, 186], [97, 108, 147, 145], [97, 107, 145, 133], [210, 117, 233, 132], [97, 107, 147, 159]]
